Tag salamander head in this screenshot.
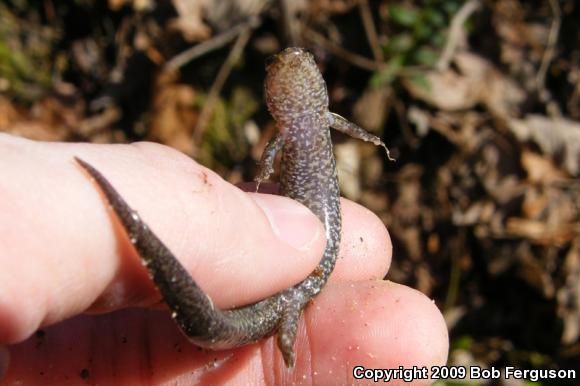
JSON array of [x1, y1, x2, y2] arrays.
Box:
[[265, 47, 329, 125]]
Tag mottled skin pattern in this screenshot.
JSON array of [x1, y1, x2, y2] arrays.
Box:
[[75, 47, 391, 368]]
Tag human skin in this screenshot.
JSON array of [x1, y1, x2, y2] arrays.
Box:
[[0, 133, 448, 385]]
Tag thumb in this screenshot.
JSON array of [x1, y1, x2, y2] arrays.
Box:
[[0, 136, 325, 344]]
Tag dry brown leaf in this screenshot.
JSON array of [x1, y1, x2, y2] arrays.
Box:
[[308, 0, 357, 14], [353, 87, 391, 131], [0, 96, 21, 130], [492, 0, 552, 91], [389, 165, 425, 262], [403, 67, 480, 111], [403, 51, 524, 119], [455, 52, 525, 118], [521, 188, 550, 220], [508, 114, 580, 176], [557, 239, 580, 344], [0, 96, 80, 141], [169, 0, 267, 42], [521, 149, 567, 184], [516, 245, 556, 298], [335, 141, 362, 200], [505, 217, 575, 245], [170, 0, 211, 41], [204, 0, 269, 31], [108, 0, 153, 11], [149, 83, 198, 155], [407, 105, 430, 137]]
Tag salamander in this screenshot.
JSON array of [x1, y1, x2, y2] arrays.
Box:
[[75, 47, 392, 368]]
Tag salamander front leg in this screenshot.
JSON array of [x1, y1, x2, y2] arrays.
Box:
[[327, 112, 395, 161], [255, 131, 285, 191]]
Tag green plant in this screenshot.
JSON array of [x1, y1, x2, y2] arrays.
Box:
[[370, 0, 469, 87]]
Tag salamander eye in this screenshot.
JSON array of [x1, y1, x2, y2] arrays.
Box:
[[303, 48, 316, 59], [265, 54, 276, 67]]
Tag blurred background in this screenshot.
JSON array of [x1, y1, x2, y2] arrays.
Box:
[[1, 0, 578, 383]]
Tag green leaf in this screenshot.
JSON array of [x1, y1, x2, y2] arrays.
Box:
[[528, 351, 548, 367], [413, 22, 433, 39], [423, 8, 446, 27], [413, 46, 439, 66], [389, 5, 420, 27], [451, 335, 473, 350], [432, 31, 447, 48], [383, 33, 415, 55], [408, 72, 432, 93], [443, 1, 461, 16], [370, 55, 404, 87]]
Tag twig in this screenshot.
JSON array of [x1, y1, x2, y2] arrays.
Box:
[[358, 0, 384, 63], [78, 105, 121, 138], [303, 27, 382, 71], [192, 26, 253, 146], [164, 17, 260, 72], [536, 0, 561, 101], [280, 0, 302, 46], [436, 0, 481, 71]]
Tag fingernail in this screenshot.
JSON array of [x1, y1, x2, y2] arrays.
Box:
[[0, 345, 9, 380], [251, 193, 322, 251]]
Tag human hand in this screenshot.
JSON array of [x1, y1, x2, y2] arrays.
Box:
[[0, 133, 448, 385]]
